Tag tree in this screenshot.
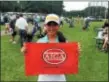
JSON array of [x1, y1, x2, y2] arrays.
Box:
[[0, 1, 63, 15], [62, 6, 107, 18], [84, 6, 106, 17]]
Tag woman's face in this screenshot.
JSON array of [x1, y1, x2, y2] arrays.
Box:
[[45, 21, 59, 36]]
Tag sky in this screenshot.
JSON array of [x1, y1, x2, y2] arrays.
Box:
[[63, 2, 88, 11], [63, 1, 108, 11]]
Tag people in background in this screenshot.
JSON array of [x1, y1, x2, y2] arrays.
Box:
[[83, 17, 90, 30], [9, 14, 19, 44], [15, 14, 28, 47], [4, 14, 10, 34]]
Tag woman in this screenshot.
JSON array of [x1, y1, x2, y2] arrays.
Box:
[[37, 14, 67, 81], [101, 20, 109, 51], [21, 14, 67, 81], [102, 26, 108, 51], [102, 20, 109, 28], [21, 14, 81, 81]]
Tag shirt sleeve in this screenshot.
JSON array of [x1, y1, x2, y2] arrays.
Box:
[[15, 19, 18, 27], [37, 39, 45, 43], [37, 37, 47, 43], [37, 40, 41, 43], [25, 19, 28, 27]]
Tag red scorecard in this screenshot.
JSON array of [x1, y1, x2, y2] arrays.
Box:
[[25, 42, 79, 76]]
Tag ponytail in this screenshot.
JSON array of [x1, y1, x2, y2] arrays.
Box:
[[57, 31, 66, 42]]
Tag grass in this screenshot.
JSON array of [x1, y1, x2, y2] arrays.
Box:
[[0, 25, 6, 31], [61, 21, 108, 81], [1, 21, 108, 81]]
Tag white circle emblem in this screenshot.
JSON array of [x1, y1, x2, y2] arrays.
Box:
[[43, 48, 66, 65]]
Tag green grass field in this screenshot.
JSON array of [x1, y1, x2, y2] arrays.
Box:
[[1, 25, 6, 31], [1, 21, 108, 81]]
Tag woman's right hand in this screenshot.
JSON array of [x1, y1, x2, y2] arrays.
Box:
[[21, 46, 26, 53], [21, 43, 26, 53]]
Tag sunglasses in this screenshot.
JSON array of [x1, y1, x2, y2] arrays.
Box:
[[47, 21, 58, 26]]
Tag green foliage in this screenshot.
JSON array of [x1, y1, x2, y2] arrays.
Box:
[[84, 6, 106, 17], [0, 1, 20, 12], [0, 1, 63, 15], [63, 6, 108, 18]]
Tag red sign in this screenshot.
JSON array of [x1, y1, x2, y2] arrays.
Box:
[[25, 42, 79, 76]]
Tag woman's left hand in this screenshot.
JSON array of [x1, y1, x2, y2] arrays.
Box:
[[78, 42, 82, 52]]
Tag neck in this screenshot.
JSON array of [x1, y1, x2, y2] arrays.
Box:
[[47, 34, 57, 42]]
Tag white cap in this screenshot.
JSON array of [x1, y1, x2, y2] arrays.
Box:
[[44, 14, 60, 25]]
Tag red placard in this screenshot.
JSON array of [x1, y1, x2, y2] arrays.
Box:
[[25, 42, 79, 76]]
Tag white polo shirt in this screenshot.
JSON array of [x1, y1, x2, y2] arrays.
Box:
[[15, 17, 28, 30]]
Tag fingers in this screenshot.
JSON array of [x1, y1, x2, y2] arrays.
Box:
[[21, 46, 26, 53], [78, 42, 82, 52], [21, 43, 27, 53]]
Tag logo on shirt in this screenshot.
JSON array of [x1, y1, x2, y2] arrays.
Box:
[[43, 48, 66, 65]]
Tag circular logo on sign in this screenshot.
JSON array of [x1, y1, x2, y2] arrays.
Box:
[[43, 48, 66, 65]]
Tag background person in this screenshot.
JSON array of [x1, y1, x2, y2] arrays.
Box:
[[4, 14, 10, 34], [9, 14, 19, 44], [15, 14, 28, 47], [83, 17, 90, 30], [102, 26, 108, 51]]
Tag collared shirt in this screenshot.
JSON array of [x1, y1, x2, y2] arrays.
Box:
[[37, 35, 66, 81], [37, 35, 58, 43], [15, 17, 28, 30]]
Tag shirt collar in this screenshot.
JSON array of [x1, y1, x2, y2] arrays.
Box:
[[44, 35, 59, 42]]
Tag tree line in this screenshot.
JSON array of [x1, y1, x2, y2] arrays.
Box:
[[0, 1, 63, 15], [63, 6, 109, 18], [0, 1, 108, 18]]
